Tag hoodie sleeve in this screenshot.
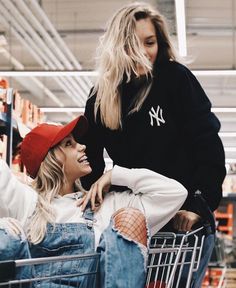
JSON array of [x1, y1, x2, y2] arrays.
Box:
[[169, 64, 226, 212], [111, 165, 188, 236], [0, 160, 37, 226], [81, 94, 105, 190]]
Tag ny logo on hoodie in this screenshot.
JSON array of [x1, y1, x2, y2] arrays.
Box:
[[149, 106, 165, 126]]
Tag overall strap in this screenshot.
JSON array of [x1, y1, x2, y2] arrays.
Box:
[[82, 207, 96, 228]]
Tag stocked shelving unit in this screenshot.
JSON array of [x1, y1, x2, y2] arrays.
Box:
[[0, 88, 14, 166], [0, 85, 43, 172]]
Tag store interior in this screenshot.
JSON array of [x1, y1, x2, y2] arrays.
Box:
[[0, 0, 236, 287]]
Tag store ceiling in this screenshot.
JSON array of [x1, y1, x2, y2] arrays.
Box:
[[0, 0, 236, 162]]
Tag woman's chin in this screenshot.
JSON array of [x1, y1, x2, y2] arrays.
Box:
[[81, 166, 92, 177]]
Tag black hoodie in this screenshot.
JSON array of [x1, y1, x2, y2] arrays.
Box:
[[81, 61, 226, 215]]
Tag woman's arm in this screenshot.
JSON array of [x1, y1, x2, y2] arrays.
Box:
[[111, 166, 188, 235], [0, 160, 37, 225], [170, 64, 226, 212], [79, 165, 187, 236]]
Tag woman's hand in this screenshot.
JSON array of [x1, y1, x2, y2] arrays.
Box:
[[78, 170, 112, 211], [172, 210, 201, 232]]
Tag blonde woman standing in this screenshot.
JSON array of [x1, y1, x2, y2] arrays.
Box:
[[81, 2, 226, 287]]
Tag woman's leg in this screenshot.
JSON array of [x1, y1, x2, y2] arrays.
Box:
[[0, 218, 31, 282], [97, 207, 148, 288]]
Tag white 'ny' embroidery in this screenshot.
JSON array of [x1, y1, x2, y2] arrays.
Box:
[[149, 106, 165, 126]]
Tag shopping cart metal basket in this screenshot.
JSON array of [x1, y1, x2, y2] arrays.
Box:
[[146, 227, 205, 288], [0, 227, 205, 288], [0, 252, 100, 287], [0, 190, 213, 287]]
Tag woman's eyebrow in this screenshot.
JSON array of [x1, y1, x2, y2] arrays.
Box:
[[146, 35, 156, 39], [61, 136, 72, 144]]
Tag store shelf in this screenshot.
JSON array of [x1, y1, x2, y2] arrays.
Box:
[[0, 112, 30, 138], [0, 112, 17, 134]]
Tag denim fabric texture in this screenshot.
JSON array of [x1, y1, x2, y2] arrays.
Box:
[[97, 219, 146, 288], [191, 234, 215, 288], [0, 223, 31, 283], [178, 232, 215, 288], [29, 208, 97, 287], [0, 208, 147, 288]]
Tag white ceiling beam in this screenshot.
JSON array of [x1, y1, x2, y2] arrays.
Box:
[[9, 0, 88, 103], [0, 0, 87, 105], [0, 47, 64, 107], [175, 0, 187, 56], [0, 71, 98, 77], [27, 0, 93, 88], [17, 0, 91, 97]]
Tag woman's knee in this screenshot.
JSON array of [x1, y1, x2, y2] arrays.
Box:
[[112, 207, 147, 247]]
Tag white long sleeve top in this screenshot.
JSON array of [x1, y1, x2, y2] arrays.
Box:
[[0, 160, 187, 248]]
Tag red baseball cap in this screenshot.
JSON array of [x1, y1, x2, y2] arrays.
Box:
[[21, 115, 88, 179]]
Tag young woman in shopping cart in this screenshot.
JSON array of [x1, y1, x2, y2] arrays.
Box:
[[0, 115, 187, 288]]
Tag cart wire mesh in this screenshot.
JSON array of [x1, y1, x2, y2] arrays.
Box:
[[146, 227, 205, 288], [0, 228, 205, 288], [0, 253, 100, 287]]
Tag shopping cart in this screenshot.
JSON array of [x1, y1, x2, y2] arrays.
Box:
[[0, 252, 100, 287], [0, 229, 204, 288], [146, 226, 206, 288], [0, 194, 210, 288]]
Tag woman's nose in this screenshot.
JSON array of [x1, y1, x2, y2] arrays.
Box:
[[77, 143, 86, 151]]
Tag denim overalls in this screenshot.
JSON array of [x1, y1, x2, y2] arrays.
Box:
[[0, 209, 147, 288]]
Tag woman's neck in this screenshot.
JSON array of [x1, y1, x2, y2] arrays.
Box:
[[59, 181, 75, 196]]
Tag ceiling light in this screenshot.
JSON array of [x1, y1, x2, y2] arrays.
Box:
[[0, 71, 98, 77], [2, 70, 236, 77], [193, 70, 236, 76], [211, 108, 236, 113], [224, 147, 236, 152], [226, 159, 236, 163], [175, 0, 187, 57], [40, 107, 85, 113], [219, 132, 236, 137]]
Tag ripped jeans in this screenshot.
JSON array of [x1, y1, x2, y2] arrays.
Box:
[[0, 218, 31, 284], [0, 208, 148, 288]]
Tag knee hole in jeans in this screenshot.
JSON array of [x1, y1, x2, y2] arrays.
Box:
[[112, 207, 147, 247]]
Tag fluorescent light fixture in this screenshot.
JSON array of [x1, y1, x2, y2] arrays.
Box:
[[193, 70, 236, 77], [224, 147, 236, 152], [226, 158, 236, 163], [211, 108, 236, 113], [0, 71, 98, 77], [1, 70, 236, 77], [175, 0, 187, 57], [40, 107, 236, 114], [219, 132, 236, 137], [40, 107, 85, 113]]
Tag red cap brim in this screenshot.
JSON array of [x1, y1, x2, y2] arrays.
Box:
[[51, 115, 88, 147]]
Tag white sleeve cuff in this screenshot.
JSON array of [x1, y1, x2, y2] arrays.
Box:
[[111, 165, 133, 188]]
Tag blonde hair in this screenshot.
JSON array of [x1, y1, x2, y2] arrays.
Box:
[[93, 2, 176, 130], [27, 146, 85, 244]]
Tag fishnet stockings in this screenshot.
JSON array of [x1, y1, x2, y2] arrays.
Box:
[[112, 208, 147, 247]]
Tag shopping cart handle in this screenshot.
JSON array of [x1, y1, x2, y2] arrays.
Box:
[[194, 190, 216, 235], [0, 260, 16, 282]]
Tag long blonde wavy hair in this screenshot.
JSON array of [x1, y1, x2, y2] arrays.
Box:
[[93, 2, 176, 130], [27, 145, 85, 244]]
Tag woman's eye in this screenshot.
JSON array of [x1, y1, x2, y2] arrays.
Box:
[[65, 140, 72, 147], [146, 41, 155, 46]]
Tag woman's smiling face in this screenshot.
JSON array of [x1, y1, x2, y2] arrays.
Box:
[[135, 17, 158, 75], [55, 134, 92, 183]]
